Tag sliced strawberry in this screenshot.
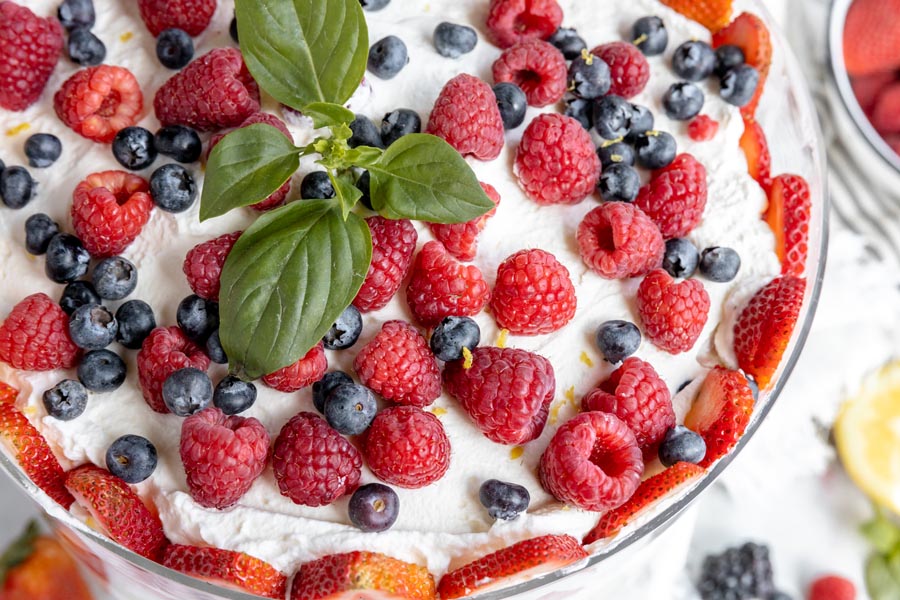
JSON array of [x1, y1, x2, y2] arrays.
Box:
[[764, 174, 811, 277], [684, 368, 754, 467], [0, 381, 16, 404], [713, 13, 772, 118], [437, 535, 587, 599], [739, 116, 772, 191], [843, 0, 900, 76], [64, 465, 168, 561], [291, 551, 436, 600], [163, 544, 286, 599], [1, 522, 94, 600], [660, 0, 732, 32]]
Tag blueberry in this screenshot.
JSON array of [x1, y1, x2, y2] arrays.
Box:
[[719, 65, 760, 108], [42, 380, 88, 421], [597, 163, 639, 203], [115, 299, 156, 349], [154, 126, 202, 163], [67, 27, 106, 66], [368, 35, 408, 80], [113, 127, 157, 171], [625, 104, 654, 142], [663, 238, 699, 279], [567, 52, 611, 100], [205, 329, 227, 364], [658, 425, 706, 467], [92, 256, 138, 300], [493, 82, 527, 130], [359, 0, 390, 10], [634, 131, 677, 169], [229, 16, 239, 43], [433, 22, 477, 59], [24, 213, 60, 255], [69, 304, 117, 350], [156, 28, 194, 69], [381, 109, 420, 146], [150, 164, 196, 212], [430, 316, 480, 362], [548, 27, 587, 60], [60, 281, 101, 316], [177, 295, 219, 342], [106, 434, 158, 483], [672, 41, 717, 81], [45, 233, 90, 283], [163, 367, 213, 416], [564, 98, 593, 130], [595, 320, 641, 363], [300, 171, 335, 200], [0, 166, 35, 209], [312, 371, 353, 414], [592, 95, 632, 140], [715, 45, 745, 78], [77, 349, 127, 392], [596, 140, 635, 169], [699, 247, 741, 282], [479, 479, 530, 521], [356, 171, 373, 210], [58, 0, 95, 30], [323, 304, 363, 350], [663, 83, 705, 121], [213, 375, 257, 415], [348, 483, 399, 532], [24, 134, 62, 168], [348, 115, 385, 149], [632, 16, 668, 56], [324, 383, 377, 435]]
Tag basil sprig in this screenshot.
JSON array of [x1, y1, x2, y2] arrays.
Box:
[[862, 508, 900, 600]]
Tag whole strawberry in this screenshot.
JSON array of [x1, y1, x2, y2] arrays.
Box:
[[54, 65, 144, 143], [427, 74, 504, 161], [137, 326, 210, 413], [405, 241, 491, 327], [164, 544, 287, 599], [364, 406, 451, 488], [183, 231, 242, 301], [636, 269, 710, 354], [262, 342, 327, 393], [138, 0, 217, 37], [353, 216, 417, 313], [0, 2, 63, 111], [577, 203, 664, 280], [635, 153, 708, 239], [428, 182, 500, 262], [71, 171, 154, 258], [0, 294, 79, 371]]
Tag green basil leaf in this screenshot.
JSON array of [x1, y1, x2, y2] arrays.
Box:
[[346, 146, 383, 168], [330, 171, 363, 219], [235, 0, 368, 109], [303, 102, 355, 129], [368, 134, 495, 224], [200, 124, 300, 222], [863, 512, 900, 555], [219, 201, 372, 380], [867, 553, 900, 600]]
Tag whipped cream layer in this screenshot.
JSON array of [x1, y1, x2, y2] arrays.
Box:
[[0, 0, 779, 578]]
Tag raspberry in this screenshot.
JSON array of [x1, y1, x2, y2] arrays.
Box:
[[272, 412, 362, 506], [539, 412, 643, 512], [0, 2, 63, 111], [0, 294, 79, 371], [363, 406, 450, 488], [71, 171, 154, 258], [180, 407, 269, 509], [490, 248, 577, 335], [262, 342, 327, 393], [183, 231, 242, 301], [581, 357, 675, 455], [428, 182, 500, 262], [576, 203, 664, 280], [635, 153, 708, 239], [636, 269, 711, 354], [154, 48, 260, 132], [443, 347, 555, 445], [426, 74, 505, 161], [353, 321, 441, 407], [137, 326, 210, 413], [688, 115, 719, 141], [405, 241, 491, 327], [492, 40, 567, 107], [485, 0, 563, 49], [137, 0, 216, 37], [590, 42, 651, 99], [515, 113, 600, 205], [809, 575, 856, 600], [353, 217, 418, 313], [54, 66, 144, 143]]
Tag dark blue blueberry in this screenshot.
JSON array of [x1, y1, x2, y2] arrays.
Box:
[[0, 166, 35, 209], [156, 28, 194, 70], [115, 299, 156, 349], [663, 82, 705, 120], [67, 27, 106, 66], [672, 40, 717, 81], [58, 0, 95, 30], [163, 367, 213, 416], [45, 233, 90, 283], [359, 0, 390, 10], [42, 380, 88, 421], [677, 379, 693, 393], [323, 304, 363, 350], [625, 104, 654, 142], [106, 435, 158, 483], [592, 95, 632, 140], [24, 213, 60, 255], [348, 483, 399, 532], [595, 320, 641, 363], [479, 479, 530, 521], [632, 16, 668, 56], [634, 130, 677, 169], [150, 164, 196, 212], [92, 256, 138, 300], [113, 127, 157, 171], [177, 295, 219, 342], [597, 163, 639, 202], [548, 27, 586, 60], [0, 158, 4, 171], [300, 171, 336, 200], [567, 53, 611, 100], [564, 98, 593, 130], [719, 65, 760, 107], [658, 425, 707, 467], [663, 238, 699, 279], [356, 171, 372, 210], [77, 349, 126, 392], [60, 281, 101, 316], [229, 16, 239, 43], [430, 316, 480, 362], [433, 22, 477, 58], [368, 35, 408, 80], [213, 375, 257, 415], [597, 140, 635, 169], [493, 82, 527, 130], [348, 115, 385, 149], [324, 383, 377, 435], [312, 371, 353, 414], [205, 329, 227, 364], [24, 134, 62, 168], [715, 45, 745, 78], [380, 109, 420, 146], [154, 126, 202, 163], [700, 246, 741, 282], [69, 304, 117, 350]]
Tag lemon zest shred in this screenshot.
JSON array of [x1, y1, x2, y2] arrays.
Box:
[[580, 351, 594, 367], [509, 446, 524, 460], [5, 123, 30, 136], [496, 329, 509, 348], [462, 347, 473, 370]]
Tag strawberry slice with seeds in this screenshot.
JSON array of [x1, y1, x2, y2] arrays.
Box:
[[765, 174, 811, 277], [739, 116, 772, 191], [291, 551, 436, 600], [0, 381, 18, 404], [713, 13, 772, 118], [660, 0, 732, 32], [163, 544, 287, 599], [684, 368, 754, 467]]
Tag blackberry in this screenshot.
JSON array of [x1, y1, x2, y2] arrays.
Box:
[[697, 542, 777, 600]]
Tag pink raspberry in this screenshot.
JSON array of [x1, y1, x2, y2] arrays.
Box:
[[590, 42, 651, 99], [183, 231, 242, 302], [428, 182, 501, 262], [688, 115, 719, 141], [137, 327, 210, 413], [492, 40, 567, 107], [363, 406, 450, 489], [809, 575, 856, 600], [405, 241, 491, 327], [54, 65, 144, 143], [71, 171, 154, 258], [636, 269, 711, 354], [426, 74, 505, 161], [485, 0, 563, 48], [636, 153, 708, 239], [353, 217, 418, 313], [0, 2, 63, 111], [0, 294, 79, 371], [262, 342, 327, 393], [576, 203, 664, 280], [137, 0, 216, 37]]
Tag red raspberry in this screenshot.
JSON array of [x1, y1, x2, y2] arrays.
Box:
[[0, 2, 63, 111], [272, 412, 362, 506], [581, 357, 675, 456], [576, 203, 664, 280], [426, 74, 505, 161], [515, 113, 600, 205], [353, 217, 418, 313], [490, 248, 577, 335], [635, 153, 708, 239], [137, 0, 216, 37], [539, 412, 643, 512], [590, 42, 650, 99], [809, 575, 856, 600], [180, 407, 270, 509], [363, 406, 450, 488], [183, 231, 242, 301], [154, 48, 260, 132], [636, 269, 710, 354], [428, 182, 500, 262], [54, 66, 144, 143], [0, 294, 79, 371], [405, 241, 491, 327], [485, 0, 563, 49], [492, 40, 567, 107], [71, 171, 154, 258], [137, 326, 210, 413], [443, 347, 555, 445], [688, 115, 719, 141], [353, 321, 441, 407], [262, 342, 327, 393]]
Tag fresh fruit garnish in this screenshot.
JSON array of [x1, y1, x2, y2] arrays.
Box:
[[71, 171, 154, 258], [262, 342, 327, 393], [363, 406, 451, 488], [809, 574, 856, 600], [485, 0, 563, 49], [0, 2, 64, 111], [684, 367, 754, 468], [635, 153, 708, 239], [426, 74, 505, 161], [739, 116, 772, 190], [479, 479, 531, 521], [405, 241, 491, 327], [137, 326, 210, 413], [688, 115, 720, 141], [54, 66, 144, 143], [347, 483, 400, 532], [843, 0, 900, 76], [712, 13, 772, 118], [765, 174, 811, 277], [183, 232, 242, 302], [0, 294, 80, 372], [636, 269, 711, 355], [493, 40, 568, 107], [291, 551, 436, 600], [428, 182, 501, 262], [576, 202, 664, 280], [590, 41, 651, 99], [661, 0, 732, 33], [137, 0, 216, 37], [162, 544, 286, 599], [0, 522, 93, 600], [353, 217, 418, 313]]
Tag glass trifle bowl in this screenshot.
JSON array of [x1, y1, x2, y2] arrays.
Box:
[[0, 0, 826, 598]]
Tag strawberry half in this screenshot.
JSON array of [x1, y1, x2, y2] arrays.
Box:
[[437, 535, 588, 599], [291, 551, 436, 600], [765, 174, 811, 277], [739, 116, 772, 191], [163, 544, 287, 599], [685, 367, 754, 468], [660, 0, 732, 33], [713, 13, 772, 118]]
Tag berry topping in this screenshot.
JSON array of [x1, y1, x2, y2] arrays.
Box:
[[348, 483, 400, 532], [92, 256, 138, 300], [568, 51, 611, 99], [60, 281, 100, 315], [597, 140, 635, 168], [205, 330, 226, 364], [699, 246, 741, 282], [809, 575, 856, 600], [67, 28, 106, 66], [359, 0, 391, 10], [715, 44, 746, 77], [430, 316, 481, 362], [291, 552, 435, 600], [163, 545, 287, 600], [627, 103, 656, 141], [24, 134, 62, 168], [262, 342, 327, 393], [0, 293, 79, 371], [719, 64, 760, 107], [433, 22, 478, 58], [368, 35, 408, 80], [663, 82, 705, 121], [58, 0, 96, 31], [576, 203, 664, 280], [312, 371, 354, 414], [43, 379, 88, 421], [595, 320, 641, 364], [428, 181, 501, 262], [661, 0, 733, 33], [45, 233, 90, 283], [712, 13, 772, 117], [0, 2, 63, 111], [213, 375, 257, 415], [688, 115, 720, 142], [77, 349, 126, 392], [658, 425, 707, 467], [115, 299, 156, 349], [353, 216, 417, 312], [324, 383, 377, 436], [106, 434, 158, 484], [299, 171, 335, 200], [492, 40, 567, 107], [71, 170, 154, 258], [68, 304, 117, 350], [149, 163, 197, 213], [739, 115, 772, 189], [479, 479, 531, 521], [765, 174, 811, 277], [593, 94, 633, 140], [548, 27, 586, 60], [406, 241, 491, 327], [485, 0, 563, 49], [685, 367, 754, 467], [697, 542, 777, 600], [137, 326, 210, 413], [156, 27, 194, 70], [843, 0, 900, 76], [635, 153, 708, 239], [672, 41, 717, 81], [637, 269, 711, 354], [0, 167, 36, 209], [323, 304, 363, 351], [137, 0, 216, 37], [632, 16, 668, 56], [590, 41, 650, 99], [663, 238, 700, 278], [364, 406, 451, 488], [183, 231, 242, 302], [163, 367, 213, 416], [381, 108, 421, 146], [348, 114, 385, 149], [176, 294, 218, 343], [24, 213, 60, 255], [154, 125, 202, 163], [565, 97, 593, 129], [112, 126, 157, 171], [597, 163, 640, 202], [427, 74, 505, 161], [54, 66, 143, 143]]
